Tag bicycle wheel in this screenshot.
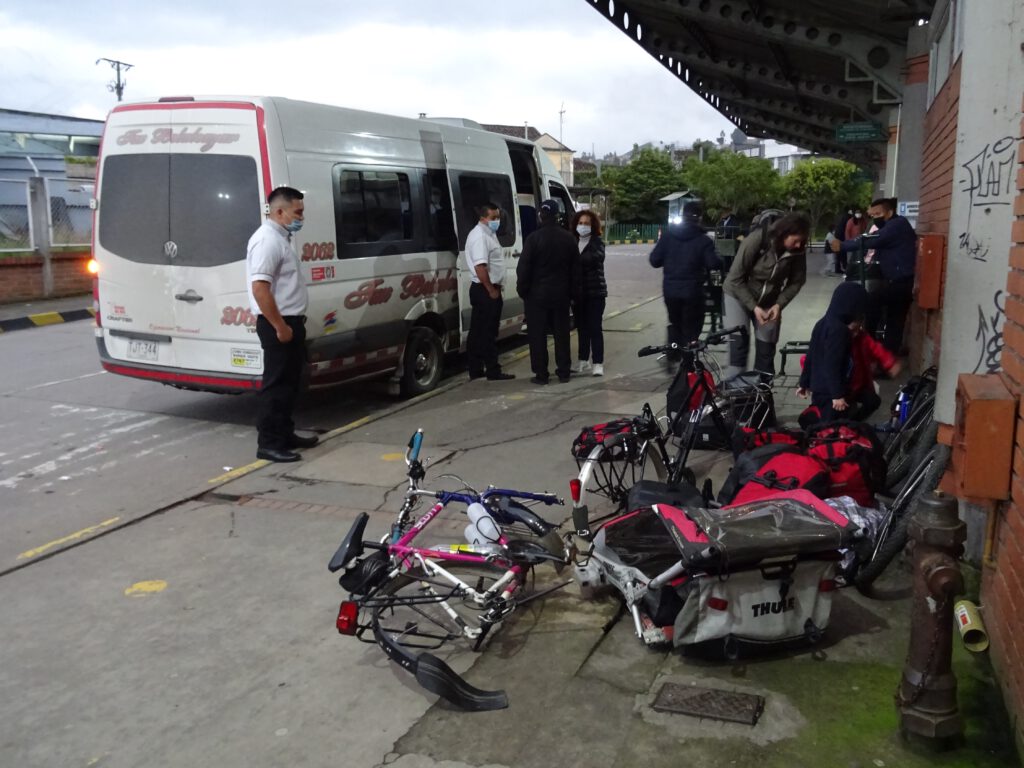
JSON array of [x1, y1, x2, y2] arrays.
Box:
[[371, 563, 515, 654], [854, 444, 950, 592], [575, 438, 667, 512], [883, 392, 937, 491]]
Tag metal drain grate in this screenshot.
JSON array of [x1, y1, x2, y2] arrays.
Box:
[[652, 683, 765, 726]]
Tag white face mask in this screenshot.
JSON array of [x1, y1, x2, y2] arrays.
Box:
[[576, 225, 592, 237]]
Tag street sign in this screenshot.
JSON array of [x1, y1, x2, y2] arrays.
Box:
[[836, 122, 888, 143]]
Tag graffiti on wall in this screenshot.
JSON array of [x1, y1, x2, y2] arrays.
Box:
[[973, 289, 1005, 374], [958, 136, 1018, 262]]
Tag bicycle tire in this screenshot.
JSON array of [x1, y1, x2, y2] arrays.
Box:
[[883, 392, 937, 491], [371, 563, 514, 655], [854, 444, 950, 592]]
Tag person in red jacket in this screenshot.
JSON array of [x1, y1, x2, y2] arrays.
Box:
[[846, 321, 901, 419]]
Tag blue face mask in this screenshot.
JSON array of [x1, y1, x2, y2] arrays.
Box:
[[576, 225, 592, 238], [285, 218, 303, 233], [487, 219, 500, 233]]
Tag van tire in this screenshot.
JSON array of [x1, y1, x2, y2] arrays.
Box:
[[401, 327, 443, 396]]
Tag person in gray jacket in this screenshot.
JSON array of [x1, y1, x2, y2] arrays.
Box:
[[723, 212, 810, 377]]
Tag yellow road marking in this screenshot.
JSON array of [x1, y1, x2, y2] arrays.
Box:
[[381, 452, 404, 461], [208, 460, 269, 483], [29, 312, 66, 326], [125, 580, 167, 596], [18, 517, 121, 560]]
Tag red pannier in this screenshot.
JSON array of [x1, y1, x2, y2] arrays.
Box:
[[571, 418, 636, 461], [731, 425, 806, 457], [805, 421, 887, 507], [719, 444, 831, 505]]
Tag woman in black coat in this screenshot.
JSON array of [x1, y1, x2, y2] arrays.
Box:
[[570, 209, 608, 376]]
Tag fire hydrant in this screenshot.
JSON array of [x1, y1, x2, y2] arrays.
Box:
[[897, 491, 965, 744]]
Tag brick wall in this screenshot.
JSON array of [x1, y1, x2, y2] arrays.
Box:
[[0, 252, 92, 303], [984, 100, 1024, 754], [910, 57, 962, 369]]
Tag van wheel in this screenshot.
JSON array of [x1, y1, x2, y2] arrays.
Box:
[[401, 327, 443, 396]]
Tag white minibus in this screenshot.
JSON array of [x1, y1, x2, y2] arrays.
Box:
[[92, 96, 574, 395]]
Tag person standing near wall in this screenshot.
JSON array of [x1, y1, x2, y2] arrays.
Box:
[[570, 209, 608, 376], [649, 200, 723, 358], [247, 186, 318, 463], [517, 199, 580, 384], [830, 197, 917, 354], [723, 212, 810, 377], [465, 202, 515, 381]]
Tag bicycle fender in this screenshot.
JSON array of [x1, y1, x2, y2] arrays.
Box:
[[490, 499, 556, 536]]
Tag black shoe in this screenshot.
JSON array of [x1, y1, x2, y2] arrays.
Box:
[[557, 375, 571, 383], [257, 447, 302, 463], [486, 372, 515, 381], [530, 375, 549, 385], [469, 371, 486, 381], [288, 433, 319, 449]]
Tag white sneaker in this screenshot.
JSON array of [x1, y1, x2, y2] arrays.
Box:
[[592, 364, 604, 376], [573, 360, 590, 374]]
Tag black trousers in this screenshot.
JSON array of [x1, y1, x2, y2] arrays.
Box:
[[574, 295, 606, 364], [866, 277, 913, 353], [467, 282, 504, 376], [664, 296, 705, 356], [525, 299, 571, 379], [256, 315, 307, 450]]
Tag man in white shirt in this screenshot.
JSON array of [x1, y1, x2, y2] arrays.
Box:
[[464, 202, 514, 381], [247, 185, 319, 462]]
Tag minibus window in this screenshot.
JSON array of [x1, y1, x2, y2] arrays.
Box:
[[454, 173, 516, 248], [424, 169, 457, 252], [337, 170, 413, 254], [99, 153, 260, 266], [547, 182, 575, 228]]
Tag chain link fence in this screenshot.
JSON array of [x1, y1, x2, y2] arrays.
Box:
[[0, 179, 33, 253], [45, 177, 93, 248]]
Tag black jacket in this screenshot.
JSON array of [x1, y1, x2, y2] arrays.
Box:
[[800, 282, 868, 401], [517, 220, 580, 305], [577, 235, 607, 298], [840, 214, 917, 281], [648, 223, 723, 300]]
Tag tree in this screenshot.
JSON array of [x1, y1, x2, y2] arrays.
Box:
[[604, 147, 686, 223], [782, 158, 867, 235], [682, 151, 782, 220]]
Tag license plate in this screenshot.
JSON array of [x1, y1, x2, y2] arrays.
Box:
[[230, 347, 262, 369], [127, 340, 159, 361]]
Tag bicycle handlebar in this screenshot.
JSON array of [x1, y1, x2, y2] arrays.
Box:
[[637, 325, 744, 358], [407, 429, 424, 464]]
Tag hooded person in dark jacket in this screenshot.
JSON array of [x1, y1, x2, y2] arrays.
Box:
[[517, 199, 581, 384], [797, 281, 868, 424], [648, 201, 723, 358]]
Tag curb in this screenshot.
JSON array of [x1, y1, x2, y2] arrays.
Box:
[[607, 239, 657, 245], [0, 308, 95, 334]]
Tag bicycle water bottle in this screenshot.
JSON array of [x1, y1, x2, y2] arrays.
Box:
[[465, 502, 501, 546]]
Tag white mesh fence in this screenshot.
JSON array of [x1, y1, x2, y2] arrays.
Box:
[[0, 179, 32, 252]]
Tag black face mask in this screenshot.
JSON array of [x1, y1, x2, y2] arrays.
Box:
[[872, 216, 886, 229]]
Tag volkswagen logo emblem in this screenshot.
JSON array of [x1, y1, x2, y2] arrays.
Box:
[[164, 240, 178, 259]]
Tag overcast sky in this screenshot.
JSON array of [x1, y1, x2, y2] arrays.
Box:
[[2, 0, 738, 156]]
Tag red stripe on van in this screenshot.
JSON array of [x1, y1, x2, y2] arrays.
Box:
[[111, 101, 259, 113], [254, 105, 272, 196], [101, 362, 260, 391]]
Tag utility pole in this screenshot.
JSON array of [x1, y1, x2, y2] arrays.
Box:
[[96, 58, 134, 102], [558, 102, 566, 182]]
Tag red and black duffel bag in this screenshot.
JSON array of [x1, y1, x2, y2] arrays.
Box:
[[805, 421, 887, 506], [718, 444, 831, 505]]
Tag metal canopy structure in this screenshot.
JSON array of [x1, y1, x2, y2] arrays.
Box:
[[585, 0, 934, 168]]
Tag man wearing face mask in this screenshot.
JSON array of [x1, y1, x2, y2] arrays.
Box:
[[831, 197, 917, 353], [247, 185, 318, 462], [465, 202, 514, 381]]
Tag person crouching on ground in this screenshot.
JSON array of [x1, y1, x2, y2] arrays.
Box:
[[797, 281, 899, 425], [648, 201, 723, 362]]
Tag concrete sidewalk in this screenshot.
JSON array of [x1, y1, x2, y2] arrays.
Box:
[[201, 266, 1014, 767]]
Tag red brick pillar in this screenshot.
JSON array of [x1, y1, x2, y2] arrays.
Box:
[[983, 101, 1024, 754]]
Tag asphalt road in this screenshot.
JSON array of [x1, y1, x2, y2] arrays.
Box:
[[0, 245, 661, 573]]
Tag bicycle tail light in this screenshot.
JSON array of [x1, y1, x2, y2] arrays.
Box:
[[569, 478, 582, 503], [336, 601, 359, 635]]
